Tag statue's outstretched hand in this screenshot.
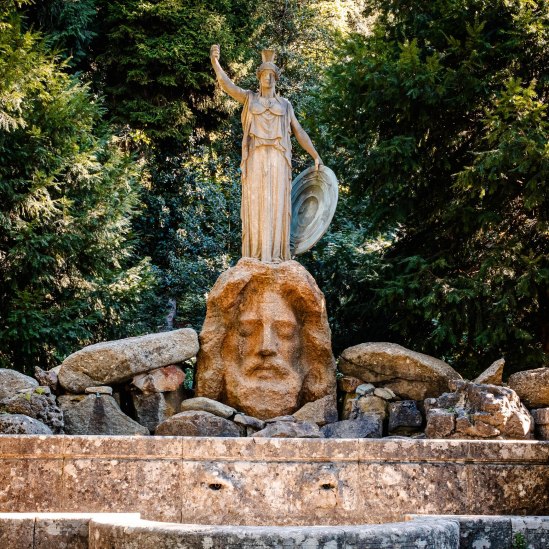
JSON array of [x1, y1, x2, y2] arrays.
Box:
[[210, 44, 220, 63], [314, 156, 324, 172]]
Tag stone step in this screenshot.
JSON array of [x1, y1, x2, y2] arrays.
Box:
[[88, 517, 459, 548]]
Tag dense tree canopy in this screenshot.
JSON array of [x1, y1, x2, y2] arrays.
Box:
[[0, 0, 546, 378], [0, 9, 153, 371], [318, 0, 549, 375]]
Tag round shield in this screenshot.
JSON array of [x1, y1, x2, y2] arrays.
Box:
[[290, 165, 338, 256]]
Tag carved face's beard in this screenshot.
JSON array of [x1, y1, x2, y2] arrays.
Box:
[[225, 353, 304, 420]]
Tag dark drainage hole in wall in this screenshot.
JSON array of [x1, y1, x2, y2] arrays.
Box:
[[209, 483, 224, 491]]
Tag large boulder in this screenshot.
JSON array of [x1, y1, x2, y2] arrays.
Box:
[[0, 413, 52, 434], [58, 329, 198, 393], [508, 367, 549, 408], [425, 381, 533, 440], [339, 342, 462, 400], [155, 410, 240, 437], [58, 394, 149, 435], [196, 258, 336, 420], [0, 369, 38, 400], [0, 387, 63, 433]]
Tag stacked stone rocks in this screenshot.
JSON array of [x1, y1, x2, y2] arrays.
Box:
[[335, 344, 548, 441], [0, 331, 547, 439]]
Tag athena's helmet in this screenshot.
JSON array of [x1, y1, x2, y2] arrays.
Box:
[[256, 49, 281, 80]]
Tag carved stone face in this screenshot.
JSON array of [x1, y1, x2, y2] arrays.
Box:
[[224, 290, 305, 418]]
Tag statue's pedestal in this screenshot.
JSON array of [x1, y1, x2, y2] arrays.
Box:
[[196, 258, 336, 420]]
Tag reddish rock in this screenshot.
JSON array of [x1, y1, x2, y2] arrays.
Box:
[[132, 365, 186, 394], [338, 376, 362, 393], [292, 395, 338, 426]]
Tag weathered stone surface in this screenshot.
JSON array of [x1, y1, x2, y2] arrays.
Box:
[[341, 392, 358, 419], [349, 395, 388, 421], [233, 413, 265, 431], [508, 367, 549, 408], [338, 376, 362, 393], [0, 388, 63, 433], [131, 391, 183, 432], [35, 366, 61, 394], [179, 397, 236, 419], [89, 517, 460, 549], [532, 408, 549, 440], [425, 381, 533, 439], [374, 387, 397, 400], [58, 394, 149, 435], [339, 342, 462, 400], [537, 425, 549, 440], [424, 408, 455, 438], [0, 436, 548, 525], [321, 415, 383, 438], [532, 408, 549, 424], [0, 413, 52, 434], [155, 410, 240, 437], [0, 369, 38, 400], [388, 400, 423, 435], [408, 514, 549, 549], [355, 383, 375, 396], [58, 329, 198, 393], [474, 358, 505, 386], [85, 386, 113, 395], [131, 365, 185, 394], [264, 415, 296, 423], [196, 258, 336, 420], [292, 394, 338, 426], [251, 420, 322, 438]]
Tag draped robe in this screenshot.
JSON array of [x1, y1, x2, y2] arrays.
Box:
[[240, 91, 293, 262]]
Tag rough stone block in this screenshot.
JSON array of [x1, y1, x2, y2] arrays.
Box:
[[155, 410, 240, 437], [388, 400, 423, 435], [292, 394, 338, 426], [321, 415, 382, 439], [58, 394, 149, 436], [252, 420, 322, 438], [179, 397, 236, 419], [508, 367, 549, 408]]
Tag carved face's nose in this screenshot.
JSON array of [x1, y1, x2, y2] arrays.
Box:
[[259, 325, 277, 357]]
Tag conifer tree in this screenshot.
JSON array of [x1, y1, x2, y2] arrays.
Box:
[[0, 9, 153, 372]]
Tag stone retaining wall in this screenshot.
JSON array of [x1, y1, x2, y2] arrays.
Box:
[[0, 436, 547, 524]]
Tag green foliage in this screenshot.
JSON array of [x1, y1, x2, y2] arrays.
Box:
[[319, 0, 548, 374], [89, 0, 257, 147], [135, 148, 241, 330], [23, 0, 97, 67], [0, 13, 155, 372]]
